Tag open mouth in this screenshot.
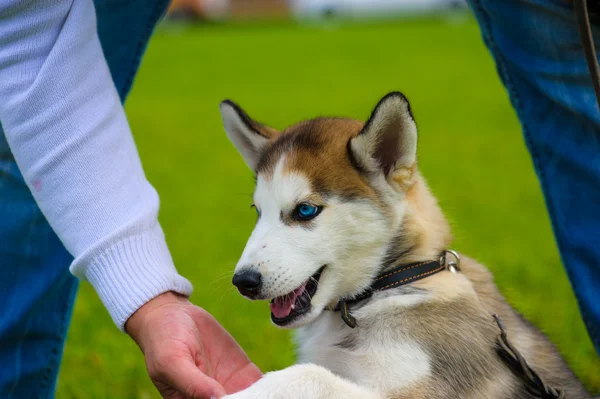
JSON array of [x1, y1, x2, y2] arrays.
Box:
[[270, 266, 325, 326]]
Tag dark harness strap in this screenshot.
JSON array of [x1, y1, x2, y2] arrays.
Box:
[[574, 0, 600, 111], [493, 315, 567, 399]]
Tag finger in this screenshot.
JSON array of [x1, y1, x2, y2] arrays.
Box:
[[164, 359, 227, 399]]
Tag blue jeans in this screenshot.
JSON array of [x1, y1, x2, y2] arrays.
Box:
[[0, 0, 170, 397], [468, 0, 600, 354]]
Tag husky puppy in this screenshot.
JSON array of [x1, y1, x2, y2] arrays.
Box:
[[220, 92, 589, 399]]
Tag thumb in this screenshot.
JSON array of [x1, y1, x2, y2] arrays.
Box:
[[165, 358, 227, 399]]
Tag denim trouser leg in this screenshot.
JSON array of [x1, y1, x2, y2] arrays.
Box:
[[0, 0, 170, 397], [468, 0, 600, 354]]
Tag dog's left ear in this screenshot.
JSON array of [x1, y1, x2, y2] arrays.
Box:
[[220, 100, 280, 171], [349, 92, 417, 178]]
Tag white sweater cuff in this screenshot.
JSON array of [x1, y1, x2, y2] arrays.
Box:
[[75, 228, 193, 331]]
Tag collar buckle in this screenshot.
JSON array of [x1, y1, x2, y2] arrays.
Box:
[[441, 249, 461, 274]]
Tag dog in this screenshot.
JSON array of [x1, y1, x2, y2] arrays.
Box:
[[219, 92, 589, 398]]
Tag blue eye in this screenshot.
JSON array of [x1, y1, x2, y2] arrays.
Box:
[[294, 203, 322, 221]]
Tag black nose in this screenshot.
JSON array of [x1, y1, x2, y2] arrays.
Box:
[[232, 270, 262, 297]]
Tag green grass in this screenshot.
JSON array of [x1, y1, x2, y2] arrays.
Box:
[[56, 16, 600, 398]]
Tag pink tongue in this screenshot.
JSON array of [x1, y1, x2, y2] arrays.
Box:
[[270, 293, 297, 319], [269, 283, 307, 319]]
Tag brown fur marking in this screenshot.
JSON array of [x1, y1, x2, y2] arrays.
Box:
[[256, 118, 378, 202]]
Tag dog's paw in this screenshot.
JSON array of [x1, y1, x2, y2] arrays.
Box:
[[222, 364, 379, 399], [222, 364, 330, 399], [223, 391, 258, 399]]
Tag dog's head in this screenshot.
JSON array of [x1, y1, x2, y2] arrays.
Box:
[[221, 92, 451, 328]]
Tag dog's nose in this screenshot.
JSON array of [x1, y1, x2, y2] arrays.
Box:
[[232, 270, 262, 297]]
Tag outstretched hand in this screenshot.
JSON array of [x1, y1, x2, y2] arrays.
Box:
[[126, 292, 262, 399]]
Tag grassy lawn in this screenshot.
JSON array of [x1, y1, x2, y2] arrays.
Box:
[[56, 16, 600, 397]]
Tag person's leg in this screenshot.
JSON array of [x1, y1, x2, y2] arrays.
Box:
[[468, 0, 600, 353], [0, 156, 77, 398], [95, 0, 171, 100], [0, 0, 170, 397]]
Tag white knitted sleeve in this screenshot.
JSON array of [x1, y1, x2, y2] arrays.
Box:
[[0, 0, 193, 330]]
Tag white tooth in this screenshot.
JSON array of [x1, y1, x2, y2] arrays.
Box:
[[291, 304, 295, 310]]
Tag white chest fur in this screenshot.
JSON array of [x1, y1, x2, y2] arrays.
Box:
[[295, 300, 432, 393]]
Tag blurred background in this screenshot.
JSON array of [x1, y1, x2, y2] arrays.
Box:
[[56, 0, 600, 397]]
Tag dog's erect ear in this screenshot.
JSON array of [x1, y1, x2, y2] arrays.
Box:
[[349, 92, 417, 178], [220, 100, 279, 171]]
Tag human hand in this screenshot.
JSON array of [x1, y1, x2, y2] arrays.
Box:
[[126, 292, 262, 399]]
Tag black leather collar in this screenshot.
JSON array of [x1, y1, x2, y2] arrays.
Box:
[[332, 251, 459, 328]]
